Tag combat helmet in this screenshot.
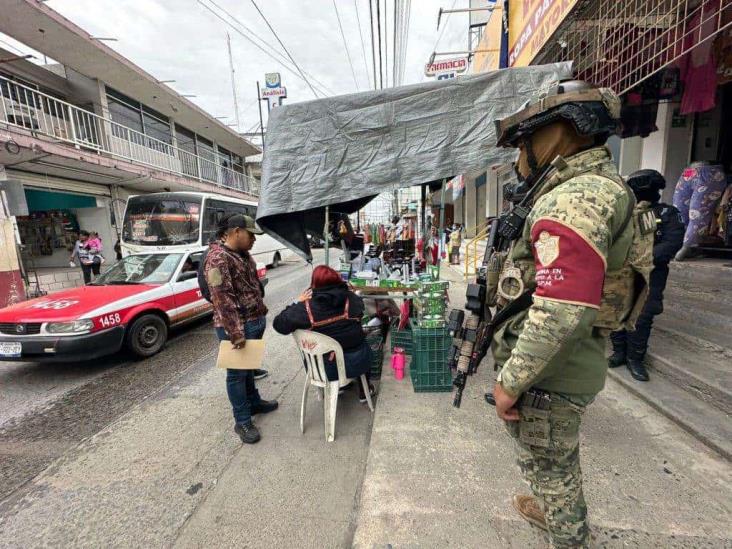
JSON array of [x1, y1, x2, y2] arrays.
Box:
[[626, 169, 666, 193], [495, 80, 621, 149]]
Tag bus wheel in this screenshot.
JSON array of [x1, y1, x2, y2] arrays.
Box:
[[271, 252, 281, 269], [125, 314, 168, 358]]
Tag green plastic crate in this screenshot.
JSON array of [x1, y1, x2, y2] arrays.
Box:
[[365, 328, 385, 378], [390, 320, 413, 355], [409, 319, 453, 392]]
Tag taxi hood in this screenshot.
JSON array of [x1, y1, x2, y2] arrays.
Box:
[[0, 284, 157, 323]]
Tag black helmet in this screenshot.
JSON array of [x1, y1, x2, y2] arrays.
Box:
[[626, 169, 666, 193], [495, 80, 621, 148]]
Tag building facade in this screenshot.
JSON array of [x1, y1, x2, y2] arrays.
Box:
[[451, 0, 731, 250], [0, 0, 260, 306]]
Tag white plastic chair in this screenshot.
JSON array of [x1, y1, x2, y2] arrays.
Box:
[[293, 330, 374, 442]]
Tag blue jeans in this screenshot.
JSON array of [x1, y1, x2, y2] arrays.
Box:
[[216, 316, 266, 425], [322, 340, 373, 381]]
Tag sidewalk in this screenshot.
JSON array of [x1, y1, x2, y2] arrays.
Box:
[[352, 265, 732, 547], [1, 263, 730, 548]]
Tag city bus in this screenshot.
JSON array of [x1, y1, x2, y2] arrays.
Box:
[[120, 192, 291, 267]]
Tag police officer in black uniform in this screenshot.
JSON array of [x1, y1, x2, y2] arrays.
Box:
[[609, 169, 685, 380]]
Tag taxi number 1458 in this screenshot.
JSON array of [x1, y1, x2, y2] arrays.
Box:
[[99, 313, 122, 328]]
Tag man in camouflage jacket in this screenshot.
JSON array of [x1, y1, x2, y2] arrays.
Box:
[[490, 82, 652, 548], [204, 214, 278, 444]]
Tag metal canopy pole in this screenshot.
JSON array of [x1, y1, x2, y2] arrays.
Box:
[[438, 178, 446, 278], [324, 205, 330, 266], [420, 183, 427, 237]]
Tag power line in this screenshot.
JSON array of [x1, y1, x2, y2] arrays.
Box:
[[376, 0, 383, 89], [368, 0, 378, 90], [431, 0, 458, 54], [422, 0, 458, 82], [354, 0, 372, 89], [384, 0, 388, 88], [392, 0, 398, 87], [333, 0, 359, 91], [204, 0, 334, 95], [204, 0, 335, 96], [401, 0, 411, 85], [247, 0, 320, 98], [394, 0, 410, 86], [197, 1, 332, 97]]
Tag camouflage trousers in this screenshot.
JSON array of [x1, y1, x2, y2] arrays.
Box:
[[506, 392, 591, 548]]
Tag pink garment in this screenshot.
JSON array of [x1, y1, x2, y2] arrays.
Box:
[[678, 0, 720, 114], [86, 237, 103, 253]]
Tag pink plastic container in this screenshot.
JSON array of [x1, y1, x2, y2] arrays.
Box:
[[392, 347, 405, 380]]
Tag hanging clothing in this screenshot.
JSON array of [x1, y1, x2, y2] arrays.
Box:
[[673, 163, 728, 246], [678, 0, 721, 115], [620, 74, 661, 138], [717, 27, 732, 85]]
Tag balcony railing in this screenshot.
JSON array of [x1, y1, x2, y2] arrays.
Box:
[[0, 75, 259, 196]]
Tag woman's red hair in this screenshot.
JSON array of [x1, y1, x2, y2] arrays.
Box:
[[311, 265, 343, 288]]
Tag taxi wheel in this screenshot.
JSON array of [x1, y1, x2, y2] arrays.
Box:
[[125, 314, 168, 358]]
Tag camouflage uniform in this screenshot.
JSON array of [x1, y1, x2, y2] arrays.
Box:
[[492, 146, 652, 548]]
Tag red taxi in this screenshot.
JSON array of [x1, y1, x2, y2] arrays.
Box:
[[0, 250, 267, 362]]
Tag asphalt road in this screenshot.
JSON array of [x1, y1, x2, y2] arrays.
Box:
[[0, 254, 314, 504]]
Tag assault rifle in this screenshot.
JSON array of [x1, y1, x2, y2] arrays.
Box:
[[450, 218, 505, 407], [450, 166, 552, 408]]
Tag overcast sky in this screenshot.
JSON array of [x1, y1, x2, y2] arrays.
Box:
[[3, 0, 475, 139]]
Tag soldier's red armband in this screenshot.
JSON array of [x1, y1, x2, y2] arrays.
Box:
[[530, 218, 605, 308]]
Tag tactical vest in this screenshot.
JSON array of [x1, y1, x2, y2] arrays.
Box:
[[495, 149, 653, 333]]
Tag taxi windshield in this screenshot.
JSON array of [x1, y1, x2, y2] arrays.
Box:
[[93, 254, 183, 285]]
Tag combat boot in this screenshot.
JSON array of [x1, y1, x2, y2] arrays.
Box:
[[607, 351, 626, 369], [512, 495, 547, 531], [627, 359, 649, 381]]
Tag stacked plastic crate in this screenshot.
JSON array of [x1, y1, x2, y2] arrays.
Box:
[[410, 280, 453, 392]]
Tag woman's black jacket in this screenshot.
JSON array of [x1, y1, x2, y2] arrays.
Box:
[[273, 284, 365, 351]]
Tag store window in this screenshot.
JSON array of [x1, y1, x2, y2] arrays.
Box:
[[106, 87, 172, 149], [196, 135, 217, 182], [106, 88, 144, 134], [175, 124, 199, 177], [142, 106, 172, 146]]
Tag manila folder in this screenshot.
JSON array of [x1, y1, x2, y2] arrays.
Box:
[[216, 339, 265, 370]]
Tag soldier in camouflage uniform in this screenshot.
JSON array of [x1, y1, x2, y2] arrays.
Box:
[[490, 82, 653, 548]]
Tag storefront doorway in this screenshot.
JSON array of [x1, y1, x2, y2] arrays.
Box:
[[17, 188, 115, 295]]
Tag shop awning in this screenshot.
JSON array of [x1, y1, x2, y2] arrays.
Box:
[[257, 62, 572, 260]]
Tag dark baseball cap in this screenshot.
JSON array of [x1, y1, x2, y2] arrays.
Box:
[[225, 214, 264, 235]]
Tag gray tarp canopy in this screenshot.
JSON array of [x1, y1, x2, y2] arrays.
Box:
[[257, 62, 572, 260]]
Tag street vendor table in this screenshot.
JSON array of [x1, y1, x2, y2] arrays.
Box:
[[353, 286, 417, 301]]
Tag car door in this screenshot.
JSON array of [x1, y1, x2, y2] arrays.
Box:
[[170, 251, 211, 324]]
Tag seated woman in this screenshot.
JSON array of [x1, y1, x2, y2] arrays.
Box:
[[273, 265, 375, 402]]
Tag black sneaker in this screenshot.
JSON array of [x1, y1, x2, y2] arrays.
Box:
[[608, 352, 626, 369], [234, 422, 261, 444], [251, 399, 279, 415], [253, 369, 269, 380], [627, 359, 649, 381]]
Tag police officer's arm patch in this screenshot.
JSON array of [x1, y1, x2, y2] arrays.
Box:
[[207, 267, 223, 287], [639, 210, 657, 235]]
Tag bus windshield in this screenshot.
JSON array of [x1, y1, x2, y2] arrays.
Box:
[[122, 195, 201, 246]]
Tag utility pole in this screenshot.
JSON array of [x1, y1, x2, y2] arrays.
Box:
[[226, 32, 241, 132], [256, 80, 265, 152]]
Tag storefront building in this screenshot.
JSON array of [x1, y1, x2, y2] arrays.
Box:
[[0, 1, 260, 307], [467, 0, 732, 256]]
